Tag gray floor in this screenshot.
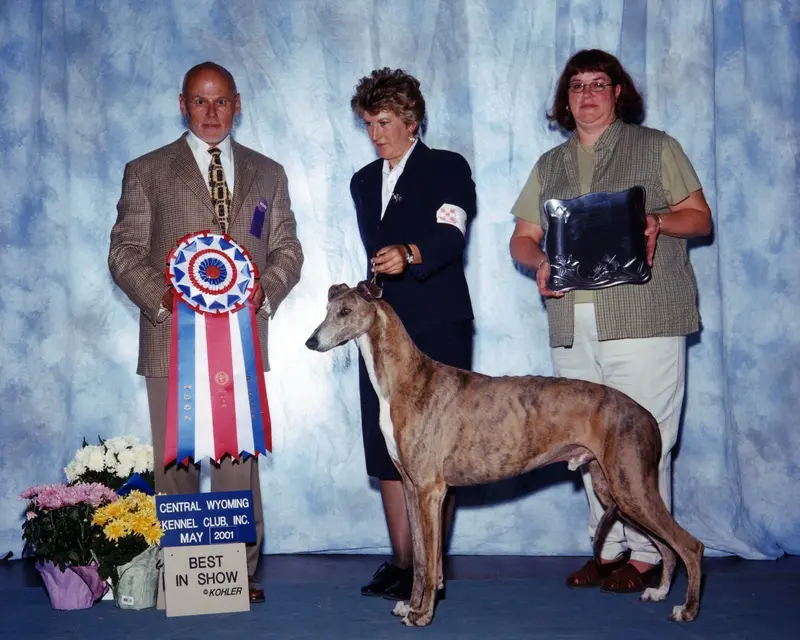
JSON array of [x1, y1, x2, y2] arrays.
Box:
[[1, 553, 798, 639]]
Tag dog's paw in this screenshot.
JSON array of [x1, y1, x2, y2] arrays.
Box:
[[392, 601, 410, 617], [641, 585, 668, 602], [402, 609, 433, 627], [670, 604, 698, 622]]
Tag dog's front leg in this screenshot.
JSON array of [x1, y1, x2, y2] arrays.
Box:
[[391, 479, 424, 620], [401, 481, 446, 627]]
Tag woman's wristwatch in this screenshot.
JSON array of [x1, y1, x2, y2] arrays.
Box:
[[403, 244, 415, 265], [649, 212, 663, 230]]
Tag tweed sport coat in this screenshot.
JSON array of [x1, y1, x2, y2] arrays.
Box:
[[109, 133, 303, 377]]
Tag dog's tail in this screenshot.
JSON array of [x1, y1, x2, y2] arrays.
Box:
[[593, 504, 620, 560]]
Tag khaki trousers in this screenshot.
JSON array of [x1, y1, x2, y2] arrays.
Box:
[[551, 303, 686, 565]]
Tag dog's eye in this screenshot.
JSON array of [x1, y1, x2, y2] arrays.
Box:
[[339, 307, 351, 316]]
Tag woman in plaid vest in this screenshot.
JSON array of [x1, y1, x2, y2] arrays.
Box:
[[509, 49, 712, 594]]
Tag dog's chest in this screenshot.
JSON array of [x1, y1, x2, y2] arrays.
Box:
[[357, 337, 399, 463]]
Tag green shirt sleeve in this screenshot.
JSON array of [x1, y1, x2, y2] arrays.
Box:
[[511, 162, 543, 226], [661, 135, 702, 206]]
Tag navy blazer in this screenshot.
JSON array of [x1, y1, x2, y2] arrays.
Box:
[[350, 141, 475, 337]]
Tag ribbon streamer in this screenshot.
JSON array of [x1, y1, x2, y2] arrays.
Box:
[[164, 231, 272, 467]]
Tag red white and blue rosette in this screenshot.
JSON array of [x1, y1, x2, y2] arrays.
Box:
[[164, 231, 271, 467]]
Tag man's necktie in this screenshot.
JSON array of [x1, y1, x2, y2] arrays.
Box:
[[208, 147, 231, 233]]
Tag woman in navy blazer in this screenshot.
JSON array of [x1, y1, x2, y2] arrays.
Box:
[[349, 68, 476, 602]]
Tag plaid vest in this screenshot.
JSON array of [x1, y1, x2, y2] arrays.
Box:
[[538, 120, 700, 347]]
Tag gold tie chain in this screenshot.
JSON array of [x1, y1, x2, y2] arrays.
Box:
[[208, 147, 231, 233]]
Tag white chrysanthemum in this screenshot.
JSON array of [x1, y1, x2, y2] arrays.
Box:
[[74, 446, 93, 466], [116, 448, 136, 478], [64, 460, 83, 482], [105, 436, 128, 453], [104, 449, 117, 471], [133, 446, 153, 473], [87, 448, 105, 472]]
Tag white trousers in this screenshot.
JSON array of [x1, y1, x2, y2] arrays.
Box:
[[551, 303, 686, 565]]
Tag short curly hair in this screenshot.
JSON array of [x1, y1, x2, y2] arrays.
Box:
[[350, 68, 426, 134], [547, 49, 644, 131]]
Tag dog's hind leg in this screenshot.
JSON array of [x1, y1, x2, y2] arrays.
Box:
[[640, 536, 677, 603], [589, 460, 676, 596], [606, 442, 703, 621], [401, 480, 447, 627], [588, 461, 620, 561]]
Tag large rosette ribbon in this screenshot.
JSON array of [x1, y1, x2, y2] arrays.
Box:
[[164, 231, 271, 466]]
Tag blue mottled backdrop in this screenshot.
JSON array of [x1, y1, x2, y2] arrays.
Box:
[[1, 0, 798, 559]]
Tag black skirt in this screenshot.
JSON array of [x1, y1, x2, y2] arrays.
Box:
[[358, 320, 474, 480]]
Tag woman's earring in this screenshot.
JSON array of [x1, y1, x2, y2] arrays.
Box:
[[408, 135, 416, 142], [566, 105, 570, 112]]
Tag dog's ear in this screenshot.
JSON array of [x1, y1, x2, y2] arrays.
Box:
[[327, 284, 350, 301], [356, 280, 383, 301]]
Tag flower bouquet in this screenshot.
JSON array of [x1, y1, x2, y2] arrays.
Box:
[[21, 483, 117, 609], [92, 490, 163, 609], [65, 436, 155, 493]]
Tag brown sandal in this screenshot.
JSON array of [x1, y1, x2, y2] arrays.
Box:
[[600, 562, 661, 594], [566, 552, 630, 588]]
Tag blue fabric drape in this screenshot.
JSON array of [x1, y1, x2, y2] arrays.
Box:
[[1, 0, 798, 559]]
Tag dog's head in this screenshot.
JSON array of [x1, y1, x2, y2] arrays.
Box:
[[305, 281, 383, 352]]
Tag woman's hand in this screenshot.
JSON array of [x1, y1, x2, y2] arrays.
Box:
[[644, 214, 661, 266], [535, 260, 565, 298], [510, 218, 564, 298], [372, 245, 410, 275]]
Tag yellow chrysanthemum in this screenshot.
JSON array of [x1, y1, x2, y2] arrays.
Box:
[[92, 510, 112, 526], [104, 519, 130, 542], [143, 524, 163, 546], [130, 513, 152, 536], [100, 500, 127, 520]]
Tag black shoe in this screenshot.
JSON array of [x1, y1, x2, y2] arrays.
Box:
[[361, 562, 407, 597], [382, 567, 413, 601]]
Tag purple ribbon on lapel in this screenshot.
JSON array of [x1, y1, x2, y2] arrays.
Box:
[[250, 198, 269, 238]]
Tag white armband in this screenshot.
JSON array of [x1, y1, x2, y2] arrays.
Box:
[[436, 204, 467, 235]]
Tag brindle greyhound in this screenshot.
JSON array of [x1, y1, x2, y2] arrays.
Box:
[[305, 281, 703, 627]]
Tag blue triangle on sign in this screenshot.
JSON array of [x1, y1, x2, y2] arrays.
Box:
[[199, 236, 214, 246], [173, 267, 185, 281], [179, 285, 192, 297], [228, 294, 241, 307], [219, 238, 233, 250], [242, 264, 251, 278], [238, 281, 249, 293], [234, 249, 245, 261], [174, 253, 186, 265], [209, 301, 225, 310], [192, 294, 206, 306], [186, 241, 197, 253]]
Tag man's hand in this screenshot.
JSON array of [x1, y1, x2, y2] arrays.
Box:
[[162, 287, 174, 311], [644, 214, 661, 266], [372, 245, 409, 276], [250, 281, 265, 309], [536, 261, 565, 298]]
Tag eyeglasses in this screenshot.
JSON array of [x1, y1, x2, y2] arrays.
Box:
[[568, 81, 614, 94], [189, 97, 235, 110]]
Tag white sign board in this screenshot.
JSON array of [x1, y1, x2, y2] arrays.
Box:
[[163, 542, 250, 617]]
